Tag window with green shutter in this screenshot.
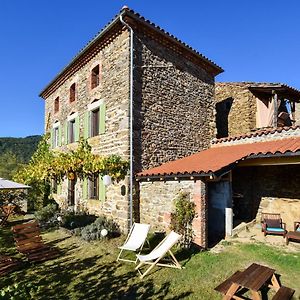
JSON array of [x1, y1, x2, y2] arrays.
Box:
[[75, 116, 80, 142]]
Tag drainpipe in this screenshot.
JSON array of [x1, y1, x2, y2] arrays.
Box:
[[120, 13, 134, 228]]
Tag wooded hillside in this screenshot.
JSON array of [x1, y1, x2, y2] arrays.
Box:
[[0, 135, 42, 179]]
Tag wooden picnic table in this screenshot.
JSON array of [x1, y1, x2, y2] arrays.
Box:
[[220, 263, 280, 300]]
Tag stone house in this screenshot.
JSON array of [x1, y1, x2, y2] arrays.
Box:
[[138, 82, 300, 248], [39, 7, 223, 231]]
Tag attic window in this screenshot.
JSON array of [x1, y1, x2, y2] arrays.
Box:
[[91, 65, 100, 89], [70, 83, 76, 103], [54, 97, 59, 113]]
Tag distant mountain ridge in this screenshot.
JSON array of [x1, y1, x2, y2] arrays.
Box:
[[0, 135, 42, 179]]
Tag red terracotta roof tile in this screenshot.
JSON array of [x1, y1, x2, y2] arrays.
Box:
[[212, 126, 300, 144], [138, 137, 300, 177]]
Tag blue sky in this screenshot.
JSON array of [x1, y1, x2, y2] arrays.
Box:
[[0, 0, 299, 137]]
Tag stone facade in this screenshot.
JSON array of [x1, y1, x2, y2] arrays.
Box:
[[139, 180, 208, 248], [42, 11, 220, 232], [44, 30, 131, 231], [133, 31, 215, 172], [215, 82, 257, 137], [232, 165, 300, 231]]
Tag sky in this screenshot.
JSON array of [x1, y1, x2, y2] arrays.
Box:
[[0, 0, 300, 137]]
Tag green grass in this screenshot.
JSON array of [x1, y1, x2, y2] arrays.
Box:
[[0, 221, 299, 299]]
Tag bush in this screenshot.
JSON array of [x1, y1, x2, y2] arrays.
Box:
[[60, 211, 97, 230], [170, 192, 196, 248], [34, 203, 59, 228], [0, 282, 38, 299], [79, 216, 120, 241]]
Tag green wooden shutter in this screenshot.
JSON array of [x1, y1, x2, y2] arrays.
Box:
[[58, 125, 62, 147], [75, 116, 80, 142], [50, 129, 53, 148], [64, 121, 68, 144], [83, 177, 88, 199], [57, 182, 62, 194], [84, 111, 90, 139], [98, 175, 106, 201], [99, 103, 106, 134]]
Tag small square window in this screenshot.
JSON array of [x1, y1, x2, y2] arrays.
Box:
[[88, 175, 98, 199], [91, 108, 99, 137], [54, 97, 59, 113], [91, 65, 100, 89], [70, 83, 76, 103]]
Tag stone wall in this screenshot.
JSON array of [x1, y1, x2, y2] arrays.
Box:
[[45, 30, 131, 230], [215, 82, 257, 137], [133, 32, 216, 172], [139, 179, 208, 248], [232, 165, 300, 231], [295, 102, 300, 126]]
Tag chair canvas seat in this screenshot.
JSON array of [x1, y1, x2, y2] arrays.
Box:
[[117, 223, 150, 263], [136, 231, 182, 279]]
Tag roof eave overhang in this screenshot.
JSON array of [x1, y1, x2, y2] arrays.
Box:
[[249, 85, 300, 102], [136, 171, 215, 182]]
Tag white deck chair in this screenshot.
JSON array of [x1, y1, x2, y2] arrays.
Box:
[[135, 231, 182, 279], [117, 223, 150, 263]]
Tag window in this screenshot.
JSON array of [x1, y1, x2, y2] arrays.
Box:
[[68, 119, 76, 143], [85, 100, 106, 139], [91, 108, 100, 137], [91, 65, 100, 89], [70, 83, 76, 103], [88, 175, 99, 199], [54, 97, 59, 113]]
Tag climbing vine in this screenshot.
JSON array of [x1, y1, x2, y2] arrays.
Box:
[[13, 135, 129, 209], [170, 192, 197, 248]]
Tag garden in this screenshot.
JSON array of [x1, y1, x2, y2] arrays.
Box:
[[0, 210, 300, 299]]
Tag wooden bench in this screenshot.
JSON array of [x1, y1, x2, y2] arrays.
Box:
[[12, 221, 59, 263], [272, 286, 295, 300], [214, 271, 242, 294]]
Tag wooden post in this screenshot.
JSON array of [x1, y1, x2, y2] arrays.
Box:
[[272, 90, 278, 127]]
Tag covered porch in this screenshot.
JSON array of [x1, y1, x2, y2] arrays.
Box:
[[136, 135, 300, 248]]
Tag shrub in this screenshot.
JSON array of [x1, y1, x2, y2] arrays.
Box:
[[79, 216, 120, 241], [0, 282, 38, 299], [60, 211, 97, 230], [34, 203, 59, 228], [170, 192, 197, 248]]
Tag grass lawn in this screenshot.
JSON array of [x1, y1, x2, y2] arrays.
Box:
[[0, 220, 299, 299]]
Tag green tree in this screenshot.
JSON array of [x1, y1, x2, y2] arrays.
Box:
[[0, 151, 20, 179]]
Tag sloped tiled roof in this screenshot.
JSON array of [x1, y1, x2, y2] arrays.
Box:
[[212, 125, 300, 144], [137, 137, 300, 178]]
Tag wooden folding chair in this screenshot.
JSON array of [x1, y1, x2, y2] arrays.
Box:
[[11, 221, 59, 263], [117, 223, 150, 263], [135, 231, 182, 279]]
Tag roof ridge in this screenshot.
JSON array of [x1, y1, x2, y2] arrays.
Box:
[[40, 6, 223, 98]]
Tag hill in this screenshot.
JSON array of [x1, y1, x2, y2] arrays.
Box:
[[0, 135, 42, 179]]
